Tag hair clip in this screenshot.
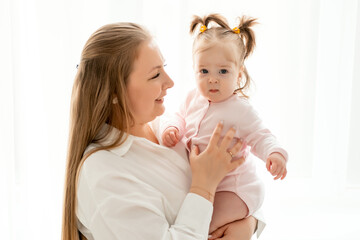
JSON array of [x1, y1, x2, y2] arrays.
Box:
[[232, 27, 240, 34], [199, 25, 207, 33], [76, 64, 79, 69]]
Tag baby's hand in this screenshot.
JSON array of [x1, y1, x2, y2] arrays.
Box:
[[266, 152, 287, 180], [161, 127, 180, 147]]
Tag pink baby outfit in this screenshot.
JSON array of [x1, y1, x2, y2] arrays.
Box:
[[161, 89, 288, 215]]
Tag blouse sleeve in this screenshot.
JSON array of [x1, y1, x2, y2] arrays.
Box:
[[76, 155, 213, 240]]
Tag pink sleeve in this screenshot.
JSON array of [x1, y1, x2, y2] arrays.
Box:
[[241, 101, 288, 162], [160, 89, 196, 139]]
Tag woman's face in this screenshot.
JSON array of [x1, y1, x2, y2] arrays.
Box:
[[127, 40, 174, 125]]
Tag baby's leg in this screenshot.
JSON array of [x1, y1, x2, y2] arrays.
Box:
[[209, 191, 249, 234]]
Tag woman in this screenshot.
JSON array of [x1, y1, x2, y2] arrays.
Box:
[[62, 22, 263, 240]]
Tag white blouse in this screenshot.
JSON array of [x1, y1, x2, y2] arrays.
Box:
[[76, 122, 265, 239]]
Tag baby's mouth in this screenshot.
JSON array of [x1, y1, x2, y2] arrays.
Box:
[[209, 89, 219, 93]]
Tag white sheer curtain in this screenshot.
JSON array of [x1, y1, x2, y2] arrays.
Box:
[[1, 0, 359, 239]]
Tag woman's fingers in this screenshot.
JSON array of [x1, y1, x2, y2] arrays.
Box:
[[209, 224, 227, 239], [228, 157, 245, 172], [227, 138, 244, 156], [189, 144, 200, 160], [208, 122, 224, 147], [219, 127, 236, 150]]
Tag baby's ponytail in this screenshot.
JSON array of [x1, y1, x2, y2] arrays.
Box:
[[233, 16, 257, 97], [190, 15, 205, 34], [204, 14, 230, 30], [237, 16, 258, 60], [190, 13, 230, 35]]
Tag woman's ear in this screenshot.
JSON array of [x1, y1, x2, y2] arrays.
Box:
[[112, 94, 118, 104]]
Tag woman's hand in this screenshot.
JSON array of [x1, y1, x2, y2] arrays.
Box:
[[189, 122, 245, 201], [209, 216, 258, 240]]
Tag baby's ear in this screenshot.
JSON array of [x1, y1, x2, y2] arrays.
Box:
[[238, 66, 244, 78]]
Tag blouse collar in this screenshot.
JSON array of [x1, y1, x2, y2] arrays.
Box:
[[93, 124, 134, 157]]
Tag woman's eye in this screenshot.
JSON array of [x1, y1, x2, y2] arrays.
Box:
[[151, 73, 160, 79], [200, 69, 208, 74], [219, 69, 228, 74]]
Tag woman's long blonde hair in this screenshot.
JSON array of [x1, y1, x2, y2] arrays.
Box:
[[62, 22, 151, 240]]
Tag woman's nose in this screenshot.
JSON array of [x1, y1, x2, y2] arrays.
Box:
[[163, 72, 174, 89]]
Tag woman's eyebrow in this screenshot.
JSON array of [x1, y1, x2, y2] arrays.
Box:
[[148, 65, 162, 74]]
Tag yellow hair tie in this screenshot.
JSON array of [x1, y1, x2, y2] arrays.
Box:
[[199, 25, 207, 33], [232, 27, 240, 34]]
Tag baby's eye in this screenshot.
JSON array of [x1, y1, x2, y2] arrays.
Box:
[[200, 69, 208, 74], [219, 69, 228, 74]]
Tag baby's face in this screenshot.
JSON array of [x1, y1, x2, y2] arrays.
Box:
[[193, 41, 241, 103]]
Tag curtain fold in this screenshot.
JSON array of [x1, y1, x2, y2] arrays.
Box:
[[347, 0, 360, 187], [312, 0, 359, 191], [1, 0, 15, 238]]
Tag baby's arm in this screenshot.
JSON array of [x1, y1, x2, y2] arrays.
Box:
[[160, 89, 198, 147], [238, 100, 288, 179], [266, 152, 287, 180], [162, 127, 180, 147]]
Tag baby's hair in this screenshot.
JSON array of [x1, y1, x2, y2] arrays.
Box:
[[190, 13, 258, 97]]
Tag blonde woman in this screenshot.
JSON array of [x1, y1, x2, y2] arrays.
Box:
[[62, 22, 263, 240]]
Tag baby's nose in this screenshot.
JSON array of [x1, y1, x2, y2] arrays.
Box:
[[208, 76, 218, 83]]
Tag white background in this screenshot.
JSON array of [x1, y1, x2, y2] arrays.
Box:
[[1, 0, 360, 239]]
